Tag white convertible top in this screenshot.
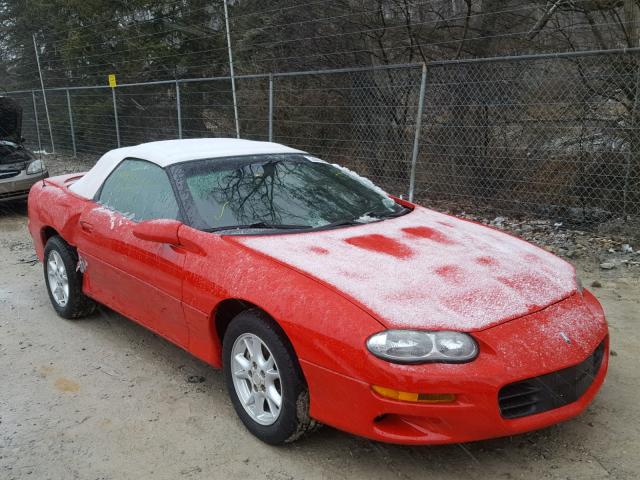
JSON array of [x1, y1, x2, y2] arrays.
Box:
[[69, 138, 306, 199]]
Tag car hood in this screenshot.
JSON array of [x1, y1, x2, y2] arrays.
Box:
[[234, 207, 577, 332], [0, 141, 33, 166], [0, 96, 22, 144]]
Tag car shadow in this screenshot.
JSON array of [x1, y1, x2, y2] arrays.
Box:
[[0, 198, 28, 217]]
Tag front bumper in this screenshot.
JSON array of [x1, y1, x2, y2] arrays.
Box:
[[0, 169, 49, 201], [302, 291, 609, 444]]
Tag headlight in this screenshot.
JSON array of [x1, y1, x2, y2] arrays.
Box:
[[366, 330, 478, 364], [26, 159, 45, 175]]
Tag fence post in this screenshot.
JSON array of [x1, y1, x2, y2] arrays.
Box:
[[66, 89, 77, 157], [223, 0, 240, 138], [32, 34, 55, 153], [409, 63, 427, 202], [112, 88, 121, 147], [176, 80, 183, 139], [623, 52, 640, 218], [31, 90, 42, 153], [268, 74, 274, 142]]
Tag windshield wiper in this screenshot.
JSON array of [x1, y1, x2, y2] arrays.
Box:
[[312, 219, 362, 230], [312, 207, 411, 231], [358, 206, 411, 219], [205, 222, 311, 233]]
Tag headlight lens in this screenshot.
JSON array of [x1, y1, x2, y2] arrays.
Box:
[[26, 159, 45, 175], [367, 330, 478, 364]]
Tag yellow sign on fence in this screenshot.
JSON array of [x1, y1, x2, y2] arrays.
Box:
[[108, 74, 117, 88]]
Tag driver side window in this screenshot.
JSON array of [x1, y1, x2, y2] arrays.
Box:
[[98, 159, 180, 222]]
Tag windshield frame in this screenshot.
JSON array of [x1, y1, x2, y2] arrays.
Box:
[[167, 153, 410, 235]]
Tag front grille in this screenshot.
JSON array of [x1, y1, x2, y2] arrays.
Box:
[[0, 188, 30, 200], [0, 170, 20, 180], [498, 341, 605, 419]]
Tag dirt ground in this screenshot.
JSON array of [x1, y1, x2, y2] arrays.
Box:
[[1, 167, 639, 479]]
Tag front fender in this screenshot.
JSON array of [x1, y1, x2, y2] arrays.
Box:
[[179, 226, 386, 380]]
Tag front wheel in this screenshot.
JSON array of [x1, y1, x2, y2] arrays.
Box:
[[223, 309, 317, 444]]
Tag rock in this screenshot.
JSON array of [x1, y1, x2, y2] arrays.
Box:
[[187, 375, 205, 383], [599, 262, 616, 270], [621, 244, 633, 253], [590, 280, 602, 288], [491, 216, 506, 227]]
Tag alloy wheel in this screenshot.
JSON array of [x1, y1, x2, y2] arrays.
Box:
[[230, 333, 282, 425], [47, 250, 69, 307]]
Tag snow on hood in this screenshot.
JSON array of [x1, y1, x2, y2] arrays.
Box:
[[235, 207, 577, 331]]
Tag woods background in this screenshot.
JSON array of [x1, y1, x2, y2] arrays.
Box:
[[2, 0, 640, 234]]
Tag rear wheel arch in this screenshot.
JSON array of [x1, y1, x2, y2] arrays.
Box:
[[41, 226, 60, 247]]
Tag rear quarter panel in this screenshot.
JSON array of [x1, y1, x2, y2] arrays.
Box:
[[28, 174, 89, 259]]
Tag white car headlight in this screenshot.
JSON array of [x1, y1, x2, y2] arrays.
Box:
[[26, 159, 45, 175], [366, 330, 478, 364]]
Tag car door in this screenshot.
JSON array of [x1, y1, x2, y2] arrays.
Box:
[[75, 158, 188, 346]]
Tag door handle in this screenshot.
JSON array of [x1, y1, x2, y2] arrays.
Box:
[[80, 220, 94, 233]]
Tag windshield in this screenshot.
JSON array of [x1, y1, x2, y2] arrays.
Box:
[[169, 154, 408, 232]]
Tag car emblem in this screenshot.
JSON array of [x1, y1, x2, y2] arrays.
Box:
[[560, 332, 571, 345]]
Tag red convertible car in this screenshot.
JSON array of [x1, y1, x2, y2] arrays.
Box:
[[28, 138, 609, 445]]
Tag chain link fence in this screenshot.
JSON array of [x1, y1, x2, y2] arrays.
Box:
[[272, 65, 423, 194], [4, 49, 640, 236], [417, 50, 640, 233]]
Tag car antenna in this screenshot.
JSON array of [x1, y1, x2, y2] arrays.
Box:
[[40, 144, 45, 188]]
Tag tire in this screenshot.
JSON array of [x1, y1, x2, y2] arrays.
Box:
[[43, 236, 96, 319], [223, 309, 317, 445]]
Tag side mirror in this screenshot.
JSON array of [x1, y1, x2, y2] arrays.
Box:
[[132, 219, 182, 244]]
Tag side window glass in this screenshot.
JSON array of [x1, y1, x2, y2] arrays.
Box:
[[98, 159, 179, 221]]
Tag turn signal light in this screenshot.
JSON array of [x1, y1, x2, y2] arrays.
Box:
[[372, 385, 456, 404]]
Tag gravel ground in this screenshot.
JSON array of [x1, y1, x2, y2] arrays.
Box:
[[0, 155, 639, 479]]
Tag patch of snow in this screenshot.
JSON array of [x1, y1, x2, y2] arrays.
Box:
[[76, 255, 88, 273], [94, 206, 118, 230], [355, 214, 379, 223], [237, 207, 577, 331], [331, 163, 392, 202], [94, 205, 133, 230], [304, 155, 327, 164]]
